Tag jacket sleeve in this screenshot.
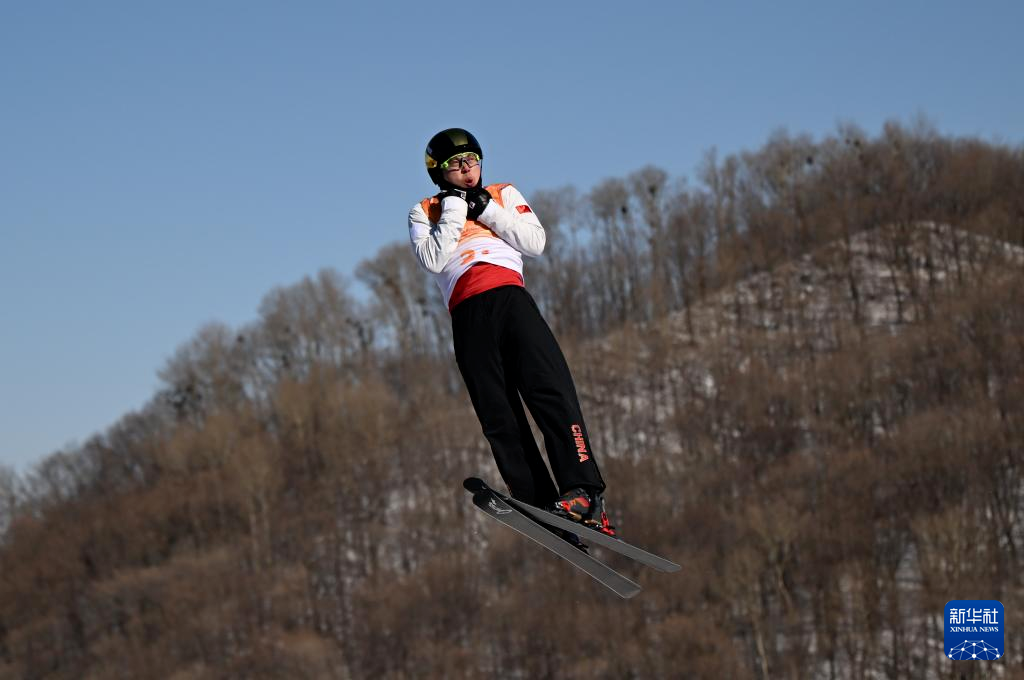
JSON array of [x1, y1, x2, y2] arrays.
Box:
[[408, 197, 468, 273], [475, 185, 546, 257]]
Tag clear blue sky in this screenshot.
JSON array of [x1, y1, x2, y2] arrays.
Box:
[[2, 0, 1022, 472]]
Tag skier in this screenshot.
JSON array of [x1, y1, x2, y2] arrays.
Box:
[[408, 128, 616, 537]]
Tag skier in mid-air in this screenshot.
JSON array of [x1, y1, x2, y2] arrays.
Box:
[[407, 128, 616, 538]]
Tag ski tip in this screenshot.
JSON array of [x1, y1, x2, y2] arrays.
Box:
[[463, 477, 488, 493]]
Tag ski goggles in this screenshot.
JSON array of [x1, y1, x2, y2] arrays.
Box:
[[441, 152, 481, 171]]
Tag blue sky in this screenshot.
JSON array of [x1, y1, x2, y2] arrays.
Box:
[[2, 0, 1022, 472]]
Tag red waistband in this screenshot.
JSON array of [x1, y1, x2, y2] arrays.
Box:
[[449, 263, 524, 312]]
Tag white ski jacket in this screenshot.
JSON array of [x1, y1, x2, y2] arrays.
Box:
[[408, 183, 545, 308]]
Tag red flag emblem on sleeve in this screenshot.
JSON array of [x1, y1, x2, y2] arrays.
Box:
[[516, 204, 533, 214]]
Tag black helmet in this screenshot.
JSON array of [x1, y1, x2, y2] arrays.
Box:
[[425, 128, 483, 185]]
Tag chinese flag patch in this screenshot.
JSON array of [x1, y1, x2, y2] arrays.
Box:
[[516, 204, 533, 214]]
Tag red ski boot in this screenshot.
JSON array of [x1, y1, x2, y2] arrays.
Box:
[[550, 488, 617, 537]]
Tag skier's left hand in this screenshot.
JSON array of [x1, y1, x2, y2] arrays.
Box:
[[465, 187, 490, 221]]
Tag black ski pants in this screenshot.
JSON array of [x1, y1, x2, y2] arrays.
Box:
[[451, 285, 604, 506]]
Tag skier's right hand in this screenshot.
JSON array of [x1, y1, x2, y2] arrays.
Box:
[[437, 188, 468, 205], [436, 188, 469, 227]]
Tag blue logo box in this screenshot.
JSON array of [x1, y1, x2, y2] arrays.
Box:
[[945, 600, 1004, 661]]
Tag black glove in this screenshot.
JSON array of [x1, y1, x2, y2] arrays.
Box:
[[436, 187, 467, 202], [465, 187, 490, 220]]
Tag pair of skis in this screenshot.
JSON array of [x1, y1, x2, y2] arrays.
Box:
[[464, 477, 679, 599]]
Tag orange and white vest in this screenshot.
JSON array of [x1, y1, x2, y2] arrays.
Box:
[[407, 183, 545, 308]]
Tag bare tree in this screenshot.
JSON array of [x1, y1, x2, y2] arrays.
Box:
[[0, 465, 18, 544]]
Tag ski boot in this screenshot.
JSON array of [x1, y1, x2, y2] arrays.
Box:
[[520, 502, 588, 552], [551, 488, 617, 537]]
